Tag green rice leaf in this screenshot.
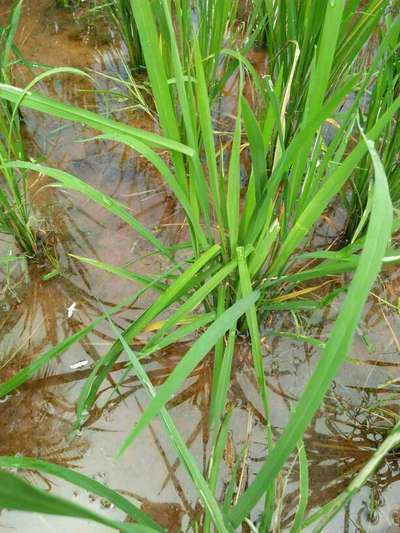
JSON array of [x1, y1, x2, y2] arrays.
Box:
[[0, 83, 193, 155], [0, 456, 162, 531], [229, 123, 393, 528], [117, 291, 259, 455], [0, 470, 158, 533], [1, 161, 172, 260]]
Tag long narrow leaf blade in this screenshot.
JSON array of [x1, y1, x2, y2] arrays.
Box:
[[118, 291, 259, 455], [0, 471, 157, 533], [0, 457, 161, 531], [229, 129, 393, 527], [0, 83, 193, 155]]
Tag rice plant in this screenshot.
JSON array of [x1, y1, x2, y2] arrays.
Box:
[[345, 6, 400, 239], [0, 0, 399, 530], [105, 0, 257, 89], [0, 1, 37, 256], [253, 0, 399, 243], [104, 0, 145, 71], [254, 0, 387, 145]]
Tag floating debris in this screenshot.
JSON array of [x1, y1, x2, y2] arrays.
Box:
[[70, 360, 89, 370], [67, 302, 77, 318]]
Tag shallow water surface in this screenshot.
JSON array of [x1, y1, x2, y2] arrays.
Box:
[[1, 2, 400, 532]]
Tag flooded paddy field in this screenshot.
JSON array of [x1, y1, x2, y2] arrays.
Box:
[[1, 1, 400, 532]]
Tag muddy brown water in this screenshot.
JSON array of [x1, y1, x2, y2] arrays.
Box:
[[1, 2, 400, 532]]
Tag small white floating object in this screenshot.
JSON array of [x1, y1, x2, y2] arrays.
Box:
[[67, 302, 77, 318], [70, 360, 89, 370]]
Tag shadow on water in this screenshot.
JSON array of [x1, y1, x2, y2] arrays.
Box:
[[1, 1, 400, 531]]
